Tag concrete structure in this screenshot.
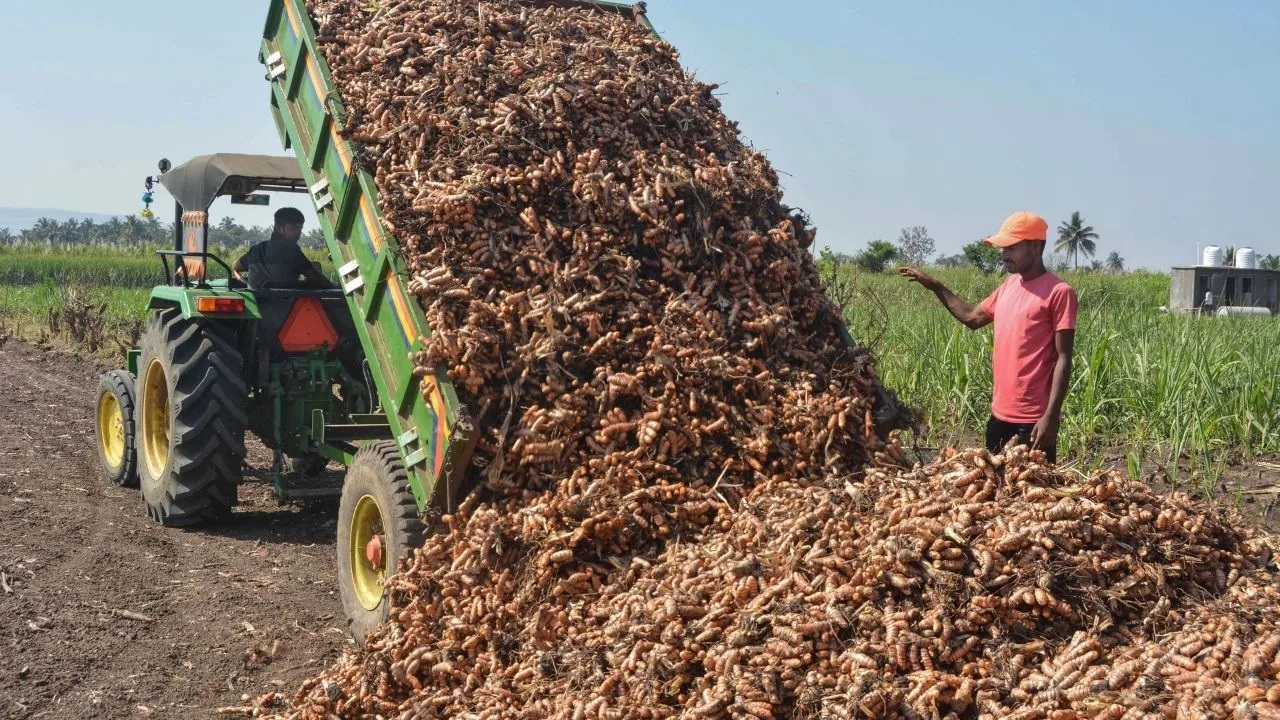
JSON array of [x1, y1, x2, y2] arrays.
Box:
[[1170, 266, 1280, 314]]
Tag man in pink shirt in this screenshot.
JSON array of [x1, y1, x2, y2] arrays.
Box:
[[899, 212, 1078, 462]]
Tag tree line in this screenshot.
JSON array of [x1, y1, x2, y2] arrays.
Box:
[[828, 212, 1126, 275], [0, 216, 326, 251], [829, 212, 1280, 274]]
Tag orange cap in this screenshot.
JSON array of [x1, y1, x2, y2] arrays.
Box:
[[984, 211, 1048, 248]]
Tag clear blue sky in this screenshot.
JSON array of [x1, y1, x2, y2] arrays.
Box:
[[0, 1, 1276, 268]]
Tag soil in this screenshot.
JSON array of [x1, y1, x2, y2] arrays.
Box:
[[0, 339, 350, 720], [1113, 450, 1280, 531]]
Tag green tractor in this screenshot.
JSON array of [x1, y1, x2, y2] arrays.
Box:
[[93, 153, 474, 640]]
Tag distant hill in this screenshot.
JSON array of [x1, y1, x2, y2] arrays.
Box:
[[0, 207, 121, 231]]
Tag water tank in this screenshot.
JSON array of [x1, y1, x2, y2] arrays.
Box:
[[1236, 247, 1257, 269], [1201, 245, 1223, 267]]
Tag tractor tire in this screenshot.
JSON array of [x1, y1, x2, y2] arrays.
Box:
[[337, 441, 426, 643], [136, 308, 247, 526], [95, 370, 139, 488]]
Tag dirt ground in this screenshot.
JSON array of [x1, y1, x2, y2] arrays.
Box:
[[0, 339, 350, 719]]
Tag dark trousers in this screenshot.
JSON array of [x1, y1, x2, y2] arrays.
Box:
[[985, 415, 1057, 463]]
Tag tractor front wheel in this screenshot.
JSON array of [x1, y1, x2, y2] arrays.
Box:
[[95, 370, 139, 488], [337, 441, 426, 643], [136, 308, 247, 526]]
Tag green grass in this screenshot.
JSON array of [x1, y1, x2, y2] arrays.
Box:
[[0, 247, 336, 357], [0, 251, 162, 288], [0, 246, 334, 289], [0, 283, 148, 320], [826, 265, 1280, 485], [0, 282, 149, 357]]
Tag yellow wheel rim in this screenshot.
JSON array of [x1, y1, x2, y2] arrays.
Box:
[[141, 359, 170, 480], [97, 390, 126, 471], [349, 494, 387, 611]]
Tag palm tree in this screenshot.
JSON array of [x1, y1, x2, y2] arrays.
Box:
[[102, 217, 124, 248], [61, 218, 83, 245], [144, 216, 168, 245], [30, 217, 59, 245], [1105, 251, 1125, 274], [1055, 212, 1099, 271]]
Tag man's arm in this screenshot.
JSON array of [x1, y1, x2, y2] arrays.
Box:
[[898, 268, 993, 329], [231, 254, 248, 281], [1031, 329, 1075, 451]]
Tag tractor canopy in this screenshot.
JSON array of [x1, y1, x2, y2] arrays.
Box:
[[159, 154, 306, 212]]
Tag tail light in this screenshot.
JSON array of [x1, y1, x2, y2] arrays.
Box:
[[196, 296, 247, 314]]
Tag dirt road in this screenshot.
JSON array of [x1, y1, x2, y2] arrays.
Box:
[[0, 340, 348, 719]]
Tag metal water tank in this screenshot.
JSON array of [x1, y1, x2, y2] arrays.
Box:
[[1236, 247, 1257, 269], [1202, 245, 1223, 267]]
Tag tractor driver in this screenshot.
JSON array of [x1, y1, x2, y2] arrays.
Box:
[[233, 207, 335, 290]]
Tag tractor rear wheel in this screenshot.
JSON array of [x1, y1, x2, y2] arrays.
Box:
[[337, 441, 426, 643], [95, 370, 139, 488], [136, 308, 247, 526]]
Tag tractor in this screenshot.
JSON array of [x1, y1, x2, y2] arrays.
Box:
[[94, 154, 437, 640]]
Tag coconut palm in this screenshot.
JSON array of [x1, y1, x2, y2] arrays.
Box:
[[30, 217, 59, 245], [1105, 251, 1125, 274], [1055, 212, 1099, 271]]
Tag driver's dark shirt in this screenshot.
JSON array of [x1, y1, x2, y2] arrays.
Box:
[[237, 238, 315, 289]]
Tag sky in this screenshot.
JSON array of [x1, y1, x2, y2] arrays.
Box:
[[0, 1, 1275, 269]]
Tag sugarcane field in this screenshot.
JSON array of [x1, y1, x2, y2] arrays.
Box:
[[1, 1, 1278, 719]]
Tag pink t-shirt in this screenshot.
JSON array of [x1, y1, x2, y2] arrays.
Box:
[[979, 273, 1078, 424]]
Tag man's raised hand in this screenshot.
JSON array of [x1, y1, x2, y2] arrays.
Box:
[[898, 267, 939, 291]]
